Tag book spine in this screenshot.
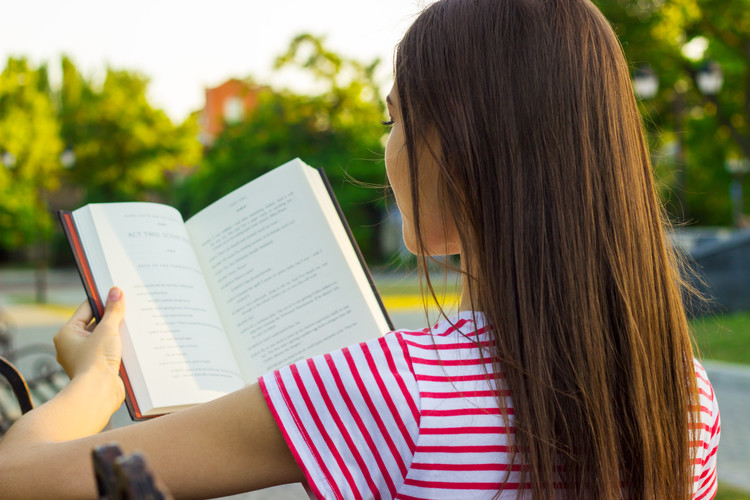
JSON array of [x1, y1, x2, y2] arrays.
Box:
[[316, 169, 395, 331], [58, 210, 147, 421], [59, 211, 105, 320]]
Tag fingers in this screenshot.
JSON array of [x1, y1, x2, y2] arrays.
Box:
[[68, 300, 94, 327]]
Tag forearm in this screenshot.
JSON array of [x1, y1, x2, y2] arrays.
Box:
[[0, 369, 122, 499], [6, 369, 121, 444], [0, 384, 302, 500]]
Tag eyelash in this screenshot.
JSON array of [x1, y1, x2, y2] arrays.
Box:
[[382, 119, 394, 126]]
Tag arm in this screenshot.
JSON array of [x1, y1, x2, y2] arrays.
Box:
[[0, 290, 303, 500]]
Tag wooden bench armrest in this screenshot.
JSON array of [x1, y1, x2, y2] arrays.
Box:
[[93, 443, 173, 500]]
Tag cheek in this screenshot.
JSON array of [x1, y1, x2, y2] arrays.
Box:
[[385, 130, 410, 209], [384, 127, 461, 256], [385, 130, 419, 253]]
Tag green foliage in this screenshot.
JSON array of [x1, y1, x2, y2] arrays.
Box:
[[0, 55, 201, 260], [178, 34, 389, 261], [0, 58, 62, 249], [596, 0, 750, 225], [60, 56, 201, 203]]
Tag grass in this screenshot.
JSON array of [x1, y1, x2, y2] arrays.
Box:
[[716, 483, 750, 500], [691, 311, 750, 365]]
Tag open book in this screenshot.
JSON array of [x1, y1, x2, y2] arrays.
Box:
[[60, 158, 392, 420]]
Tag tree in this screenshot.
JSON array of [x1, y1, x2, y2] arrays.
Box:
[[595, 0, 750, 225], [60, 57, 201, 204], [0, 58, 62, 251], [178, 35, 390, 261]]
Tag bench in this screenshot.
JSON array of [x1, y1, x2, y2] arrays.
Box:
[[93, 443, 173, 499], [0, 307, 68, 434]]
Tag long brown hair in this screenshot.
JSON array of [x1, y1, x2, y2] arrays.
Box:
[[395, 0, 698, 498]]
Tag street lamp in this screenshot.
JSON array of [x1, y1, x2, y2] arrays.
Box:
[[0, 150, 16, 169], [694, 61, 747, 228], [60, 146, 76, 169], [632, 65, 691, 219], [34, 147, 77, 304], [726, 158, 750, 228], [696, 61, 724, 97], [633, 65, 659, 100]]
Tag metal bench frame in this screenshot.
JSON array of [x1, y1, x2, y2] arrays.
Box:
[[0, 307, 66, 434]]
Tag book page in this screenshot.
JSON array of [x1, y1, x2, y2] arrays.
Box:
[[300, 166, 392, 333], [80, 203, 245, 414], [185, 159, 389, 381]]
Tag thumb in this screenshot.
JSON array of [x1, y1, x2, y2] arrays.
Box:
[[98, 287, 125, 330]]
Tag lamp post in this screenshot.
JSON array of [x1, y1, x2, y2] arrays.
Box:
[[633, 65, 659, 100], [60, 146, 76, 169], [33, 147, 76, 304], [1, 151, 16, 170], [695, 61, 724, 97], [633, 65, 688, 219], [726, 158, 750, 228], [692, 61, 749, 228], [32, 147, 76, 304]]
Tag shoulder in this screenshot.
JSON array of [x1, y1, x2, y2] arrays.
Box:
[[334, 311, 490, 376], [396, 311, 489, 348], [258, 324, 436, 499], [397, 311, 495, 374]]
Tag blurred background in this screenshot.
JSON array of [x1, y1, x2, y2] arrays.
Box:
[[0, 0, 749, 498]]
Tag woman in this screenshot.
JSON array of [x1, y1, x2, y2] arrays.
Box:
[[0, 0, 719, 498]]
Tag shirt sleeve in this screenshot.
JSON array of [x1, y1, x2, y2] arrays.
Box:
[[692, 361, 720, 500], [259, 331, 421, 500]]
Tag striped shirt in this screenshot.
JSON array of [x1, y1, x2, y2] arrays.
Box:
[[259, 311, 720, 499]]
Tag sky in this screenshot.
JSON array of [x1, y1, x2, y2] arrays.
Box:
[[2, 0, 432, 121]]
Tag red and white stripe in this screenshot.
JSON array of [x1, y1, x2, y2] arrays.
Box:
[[691, 361, 720, 500], [260, 311, 720, 499]]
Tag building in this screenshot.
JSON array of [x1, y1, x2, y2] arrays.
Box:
[[200, 79, 263, 146]]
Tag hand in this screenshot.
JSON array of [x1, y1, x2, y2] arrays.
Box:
[[54, 288, 126, 402]]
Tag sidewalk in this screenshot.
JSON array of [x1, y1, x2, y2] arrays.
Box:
[[1, 268, 749, 494], [702, 360, 750, 492]]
